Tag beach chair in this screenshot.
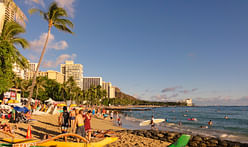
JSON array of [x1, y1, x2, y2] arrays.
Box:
[[168, 134, 191, 147]]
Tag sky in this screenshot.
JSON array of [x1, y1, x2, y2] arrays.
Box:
[[14, 0, 248, 106]]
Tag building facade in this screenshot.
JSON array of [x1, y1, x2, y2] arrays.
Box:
[[12, 63, 25, 79], [25, 62, 38, 80], [61, 61, 83, 89], [179, 98, 193, 106], [83, 77, 102, 91], [102, 81, 115, 98], [0, 0, 27, 34], [38, 70, 64, 84]]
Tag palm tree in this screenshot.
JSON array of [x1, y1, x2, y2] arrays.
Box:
[[34, 77, 46, 100], [27, 2, 74, 105], [1, 21, 29, 68], [66, 76, 77, 102]]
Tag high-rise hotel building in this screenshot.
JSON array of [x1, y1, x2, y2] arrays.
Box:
[[38, 70, 64, 84], [0, 0, 27, 34], [25, 61, 38, 80], [61, 61, 83, 89], [102, 81, 115, 98], [83, 77, 102, 91]]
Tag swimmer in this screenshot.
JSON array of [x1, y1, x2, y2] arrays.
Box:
[[200, 126, 208, 129], [178, 121, 182, 126], [224, 116, 229, 119], [208, 120, 213, 126]]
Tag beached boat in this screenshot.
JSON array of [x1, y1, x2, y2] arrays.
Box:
[[0, 133, 118, 147]]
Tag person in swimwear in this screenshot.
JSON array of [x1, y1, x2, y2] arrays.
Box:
[[74, 109, 86, 142], [150, 116, 155, 129], [208, 120, 213, 126], [70, 108, 76, 132]]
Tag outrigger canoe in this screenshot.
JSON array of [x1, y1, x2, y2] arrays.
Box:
[[1, 133, 118, 147]]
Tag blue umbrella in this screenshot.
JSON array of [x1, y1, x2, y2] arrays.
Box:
[[14, 106, 29, 113]]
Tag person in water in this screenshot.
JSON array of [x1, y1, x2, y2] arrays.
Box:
[[208, 120, 213, 126], [200, 126, 208, 129], [224, 115, 229, 119]]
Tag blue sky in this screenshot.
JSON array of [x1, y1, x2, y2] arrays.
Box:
[[15, 0, 248, 105]]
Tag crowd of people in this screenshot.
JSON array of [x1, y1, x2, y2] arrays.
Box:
[[57, 106, 122, 141]]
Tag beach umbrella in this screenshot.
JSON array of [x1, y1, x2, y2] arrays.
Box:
[[14, 106, 29, 113], [57, 104, 66, 107], [70, 104, 77, 107]]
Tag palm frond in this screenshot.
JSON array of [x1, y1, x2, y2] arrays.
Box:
[[53, 24, 74, 34], [54, 19, 73, 28], [48, 2, 59, 19], [12, 38, 29, 49]]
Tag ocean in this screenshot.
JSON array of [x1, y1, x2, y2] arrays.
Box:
[[117, 106, 248, 143]]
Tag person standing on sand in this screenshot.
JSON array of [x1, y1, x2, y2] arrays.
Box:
[[150, 116, 156, 130], [84, 110, 92, 141], [59, 106, 70, 133], [74, 109, 86, 141], [10, 105, 16, 123], [70, 108, 76, 133], [110, 111, 114, 120]]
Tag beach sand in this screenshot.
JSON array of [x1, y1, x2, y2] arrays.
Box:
[[0, 114, 171, 147]]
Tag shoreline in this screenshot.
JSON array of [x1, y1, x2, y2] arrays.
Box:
[[0, 112, 247, 146]]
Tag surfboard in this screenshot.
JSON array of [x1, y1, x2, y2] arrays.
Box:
[[139, 119, 165, 126]]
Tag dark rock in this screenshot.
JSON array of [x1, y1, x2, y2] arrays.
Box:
[[189, 142, 198, 147], [157, 133, 164, 138], [200, 143, 207, 147], [152, 136, 159, 140], [210, 139, 218, 144], [193, 136, 203, 142], [168, 133, 176, 138], [219, 140, 228, 147], [208, 144, 217, 147]]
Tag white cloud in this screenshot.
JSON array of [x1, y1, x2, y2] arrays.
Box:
[[42, 54, 77, 68], [24, 0, 45, 7], [54, 0, 76, 17], [30, 33, 68, 52]]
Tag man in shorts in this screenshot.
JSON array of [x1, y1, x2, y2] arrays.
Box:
[[74, 109, 86, 142], [59, 106, 70, 134]]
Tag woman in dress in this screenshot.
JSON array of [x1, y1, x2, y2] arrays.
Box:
[[84, 110, 92, 140]]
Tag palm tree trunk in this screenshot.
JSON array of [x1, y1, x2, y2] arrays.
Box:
[[27, 25, 52, 106], [35, 86, 38, 100]]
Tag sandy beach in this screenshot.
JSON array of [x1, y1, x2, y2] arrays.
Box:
[[0, 114, 171, 147], [1, 113, 247, 147]]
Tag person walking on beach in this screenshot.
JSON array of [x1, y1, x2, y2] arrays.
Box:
[[84, 110, 92, 141], [10, 105, 16, 123], [150, 116, 156, 130], [70, 108, 76, 133], [74, 109, 86, 142], [110, 111, 114, 120], [59, 106, 70, 134]]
